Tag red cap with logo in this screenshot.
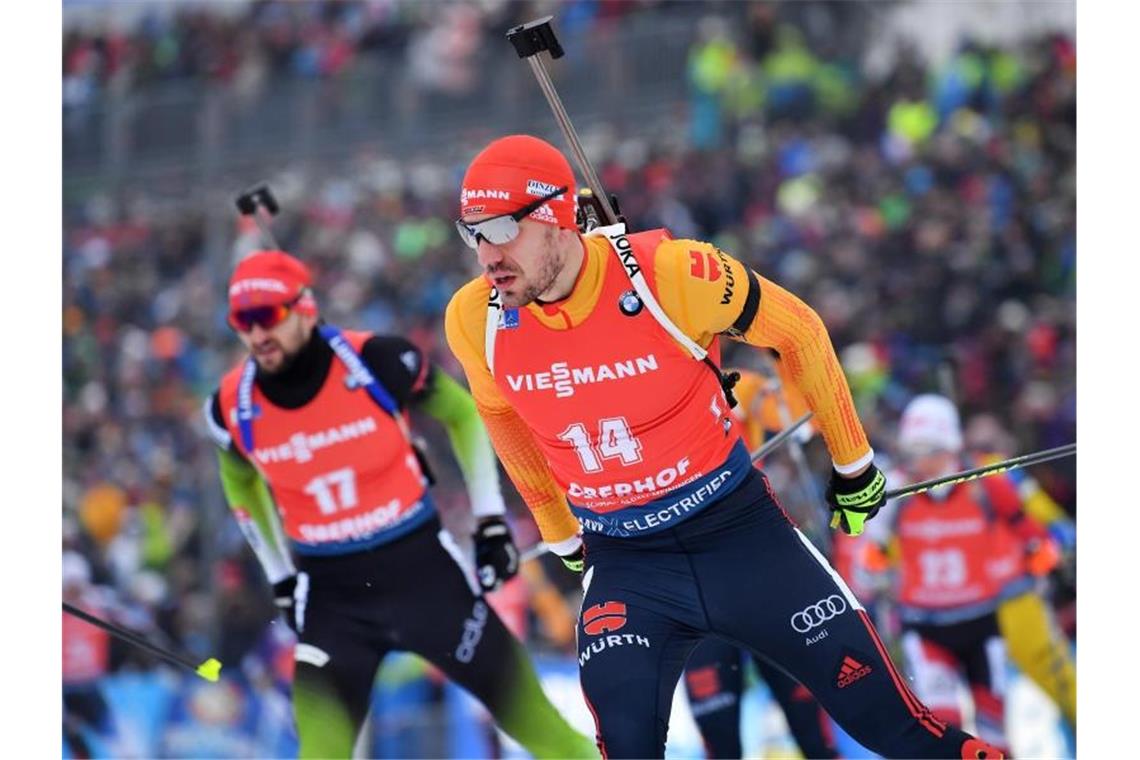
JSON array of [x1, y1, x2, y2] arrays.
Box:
[[227, 250, 318, 315], [460, 135, 578, 228]]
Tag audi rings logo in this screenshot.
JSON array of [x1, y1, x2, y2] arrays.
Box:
[[790, 595, 847, 633]]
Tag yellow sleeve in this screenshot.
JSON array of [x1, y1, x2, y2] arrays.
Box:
[[442, 279, 510, 412], [443, 280, 582, 550], [651, 239, 752, 347], [773, 357, 814, 424], [1021, 478, 1071, 526], [978, 455, 1069, 527], [653, 239, 871, 472]]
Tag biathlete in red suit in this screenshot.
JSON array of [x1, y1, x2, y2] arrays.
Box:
[[864, 395, 1058, 756], [445, 134, 1003, 759], [205, 250, 595, 758]]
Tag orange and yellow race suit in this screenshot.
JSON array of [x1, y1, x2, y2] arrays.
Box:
[[447, 227, 1000, 760], [445, 229, 871, 548]]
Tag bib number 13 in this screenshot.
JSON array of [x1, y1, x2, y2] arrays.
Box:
[[558, 417, 643, 473], [919, 549, 966, 589]]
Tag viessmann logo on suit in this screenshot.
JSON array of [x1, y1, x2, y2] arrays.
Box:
[[247, 417, 380, 464], [505, 355, 660, 398]]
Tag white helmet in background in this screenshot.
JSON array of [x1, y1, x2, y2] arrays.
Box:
[[63, 550, 92, 589], [898, 394, 962, 455]]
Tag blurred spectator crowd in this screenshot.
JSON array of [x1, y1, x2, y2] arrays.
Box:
[[62, 1, 1075, 752], [63, 0, 665, 105]]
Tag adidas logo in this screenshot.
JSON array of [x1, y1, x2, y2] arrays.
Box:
[[836, 655, 872, 688]]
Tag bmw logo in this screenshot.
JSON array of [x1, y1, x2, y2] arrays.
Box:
[[618, 289, 643, 316]]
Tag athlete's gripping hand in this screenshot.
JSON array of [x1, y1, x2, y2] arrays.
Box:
[[551, 535, 585, 574], [826, 464, 887, 536], [273, 575, 299, 634], [559, 545, 585, 574], [1025, 537, 1062, 577], [474, 517, 520, 592]]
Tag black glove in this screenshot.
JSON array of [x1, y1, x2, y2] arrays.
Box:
[[825, 464, 887, 536], [474, 517, 520, 592], [272, 575, 299, 633]]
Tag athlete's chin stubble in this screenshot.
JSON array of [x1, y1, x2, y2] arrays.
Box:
[[510, 241, 565, 308], [253, 342, 301, 376], [255, 354, 287, 375]]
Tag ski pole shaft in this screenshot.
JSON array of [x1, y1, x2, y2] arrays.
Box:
[[885, 443, 1076, 501], [63, 602, 222, 681], [507, 17, 618, 224], [750, 413, 814, 463], [520, 543, 550, 563]]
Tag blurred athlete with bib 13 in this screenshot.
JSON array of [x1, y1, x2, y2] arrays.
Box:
[[445, 135, 1003, 759], [204, 249, 596, 758], [862, 394, 1067, 756]]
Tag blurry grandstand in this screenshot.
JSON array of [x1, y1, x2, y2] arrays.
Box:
[[62, 1, 1075, 756]]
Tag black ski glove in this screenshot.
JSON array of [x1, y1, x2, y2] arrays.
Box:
[[826, 464, 887, 536], [473, 517, 520, 592]]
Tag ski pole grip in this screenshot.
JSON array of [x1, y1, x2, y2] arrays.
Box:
[[507, 16, 564, 59]]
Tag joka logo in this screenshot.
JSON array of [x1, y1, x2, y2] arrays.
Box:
[[618, 289, 643, 316], [608, 231, 641, 279], [835, 653, 872, 689], [582, 601, 627, 635]]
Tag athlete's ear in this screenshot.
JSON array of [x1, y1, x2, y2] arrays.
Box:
[[299, 311, 319, 333]]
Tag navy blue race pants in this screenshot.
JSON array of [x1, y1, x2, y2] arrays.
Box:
[[577, 468, 995, 759]]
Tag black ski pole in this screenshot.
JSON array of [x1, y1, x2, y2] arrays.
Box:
[[63, 602, 222, 682]]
